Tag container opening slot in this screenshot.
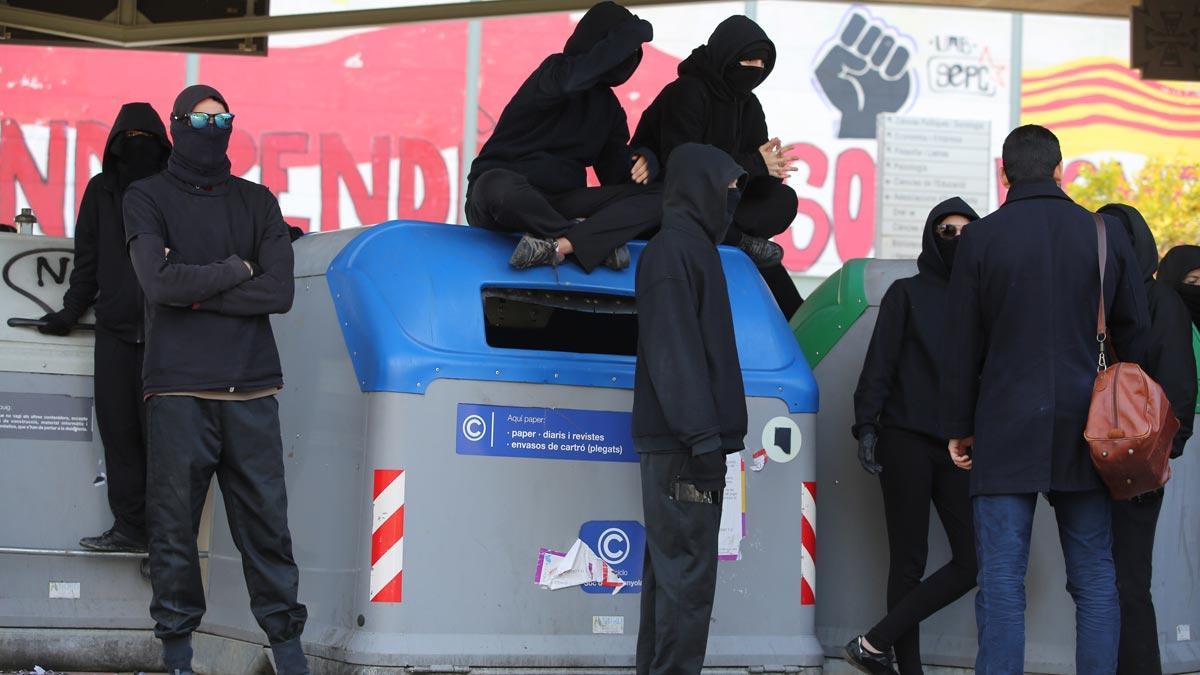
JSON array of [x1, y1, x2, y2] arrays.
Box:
[[482, 288, 637, 356]]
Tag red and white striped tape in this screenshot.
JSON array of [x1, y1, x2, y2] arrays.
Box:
[[801, 480, 816, 605], [370, 469, 405, 603]]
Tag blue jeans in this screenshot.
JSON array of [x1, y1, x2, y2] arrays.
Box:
[[973, 490, 1119, 674]]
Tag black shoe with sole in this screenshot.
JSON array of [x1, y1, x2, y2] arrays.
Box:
[[79, 528, 147, 553], [844, 636, 899, 675], [603, 244, 630, 271], [509, 234, 563, 269], [737, 234, 784, 268]]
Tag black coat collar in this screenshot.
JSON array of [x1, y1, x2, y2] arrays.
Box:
[[1003, 179, 1073, 206]]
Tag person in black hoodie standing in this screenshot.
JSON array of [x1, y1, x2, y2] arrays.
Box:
[[631, 15, 802, 318], [632, 143, 748, 675], [845, 198, 980, 675], [124, 85, 308, 675], [466, 1, 661, 273], [39, 102, 170, 554], [1099, 204, 1196, 675]]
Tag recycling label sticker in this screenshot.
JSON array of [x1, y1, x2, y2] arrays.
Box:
[[761, 416, 802, 464]]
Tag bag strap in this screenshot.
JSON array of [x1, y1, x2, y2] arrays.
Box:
[[1093, 213, 1111, 369]]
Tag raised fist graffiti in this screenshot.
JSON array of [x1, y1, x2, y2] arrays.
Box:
[[815, 10, 915, 139]]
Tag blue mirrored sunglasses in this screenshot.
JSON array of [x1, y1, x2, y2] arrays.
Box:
[[172, 112, 234, 130]]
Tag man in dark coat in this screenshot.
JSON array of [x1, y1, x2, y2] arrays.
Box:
[[40, 102, 171, 553], [465, 1, 661, 273], [847, 197, 980, 675], [632, 143, 747, 675], [941, 125, 1149, 674], [1100, 203, 1196, 675], [124, 85, 308, 675], [631, 15, 802, 318]]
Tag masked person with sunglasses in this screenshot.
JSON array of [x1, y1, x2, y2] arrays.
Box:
[[846, 198, 980, 675], [38, 103, 171, 555], [633, 143, 748, 675], [123, 85, 308, 675], [466, 1, 662, 273], [631, 16, 802, 318], [1099, 207, 1196, 675]]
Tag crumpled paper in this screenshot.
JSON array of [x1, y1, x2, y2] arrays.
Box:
[[534, 539, 625, 595]]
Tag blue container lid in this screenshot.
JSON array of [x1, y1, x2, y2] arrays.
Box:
[[327, 221, 818, 413]]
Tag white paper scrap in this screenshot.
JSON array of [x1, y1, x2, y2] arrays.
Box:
[[535, 539, 625, 594], [593, 615, 625, 634], [718, 454, 745, 560], [48, 581, 80, 599]]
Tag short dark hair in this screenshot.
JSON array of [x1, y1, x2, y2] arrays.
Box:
[[1001, 124, 1062, 184]]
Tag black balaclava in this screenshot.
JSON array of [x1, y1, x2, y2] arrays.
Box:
[[662, 143, 746, 245], [564, 2, 642, 88], [168, 84, 232, 188], [678, 15, 776, 101], [112, 134, 166, 191], [916, 196, 980, 280], [1158, 244, 1200, 329]]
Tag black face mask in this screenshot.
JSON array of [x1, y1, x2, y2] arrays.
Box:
[[602, 51, 641, 87], [936, 236, 959, 270], [168, 119, 232, 187], [1176, 283, 1200, 329], [113, 134, 165, 191], [724, 64, 765, 96]]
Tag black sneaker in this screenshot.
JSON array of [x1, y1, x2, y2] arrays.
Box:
[[737, 234, 784, 268], [79, 528, 146, 553], [509, 235, 563, 270], [844, 636, 899, 675], [603, 244, 631, 271]]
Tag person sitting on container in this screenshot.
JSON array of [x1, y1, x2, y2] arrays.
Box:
[[632, 143, 747, 675], [123, 84, 309, 675], [1101, 209, 1196, 675], [465, 1, 661, 273], [845, 197, 980, 675], [631, 15, 802, 317], [38, 102, 172, 555]]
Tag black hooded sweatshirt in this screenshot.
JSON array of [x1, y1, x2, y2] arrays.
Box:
[[466, 1, 655, 196], [1158, 245, 1200, 331], [631, 15, 775, 179], [633, 143, 748, 455], [124, 85, 294, 395], [853, 197, 980, 442], [60, 102, 171, 342], [1100, 204, 1196, 457]]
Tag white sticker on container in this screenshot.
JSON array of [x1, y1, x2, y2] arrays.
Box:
[[1178, 624, 1191, 642], [48, 581, 80, 599], [761, 416, 802, 464], [592, 615, 624, 635]]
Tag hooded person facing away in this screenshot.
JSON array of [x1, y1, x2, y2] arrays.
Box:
[[1098, 204, 1196, 675], [123, 85, 309, 675], [466, 1, 662, 273], [847, 197, 980, 675], [39, 102, 171, 554], [631, 15, 803, 318], [632, 143, 747, 675]]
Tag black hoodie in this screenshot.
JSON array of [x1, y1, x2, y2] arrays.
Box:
[[58, 102, 171, 342], [853, 197, 980, 442], [466, 2, 655, 196], [631, 15, 775, 179], [633, 143, 747, 455], [1100, 204, 1196, 457], [1158, 245, 1200, 331], [124, 84, 294, 395]]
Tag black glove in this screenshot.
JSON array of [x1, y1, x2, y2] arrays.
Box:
[[679, 450, 728, 492], [288, 225, 304, 242], [37, 310, 74, 336], [858, 429, 882, 475]]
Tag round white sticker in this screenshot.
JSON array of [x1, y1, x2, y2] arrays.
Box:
[[761, 416, 802, 464]]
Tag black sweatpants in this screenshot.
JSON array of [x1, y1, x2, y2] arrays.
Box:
[[636, 451, 725, 675], [723, 176, 802, 318], [1112, 488, 1164, 675], [94, 329, 147, 542], [146, 395, 307, 649], [864, 428, 977, 675], [466, 168, 662, 272]]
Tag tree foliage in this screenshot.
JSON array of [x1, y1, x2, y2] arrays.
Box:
[[1069, 158, 1200, 256]]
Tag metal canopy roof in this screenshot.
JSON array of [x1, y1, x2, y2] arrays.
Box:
[[0, 0, 1135, 51]]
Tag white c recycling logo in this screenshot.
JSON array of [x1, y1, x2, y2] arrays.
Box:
[[462, 414, 487, 442], [598, 527, 630, 565]]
